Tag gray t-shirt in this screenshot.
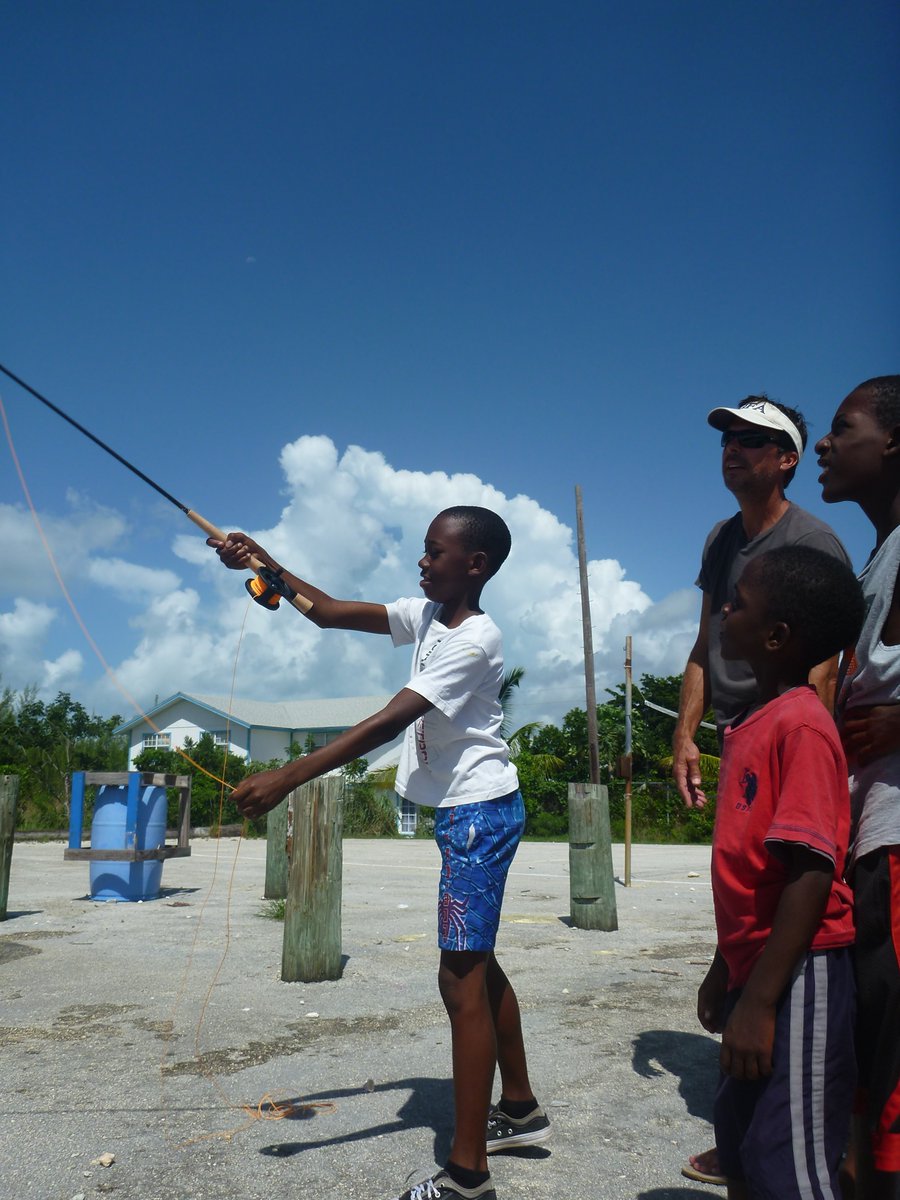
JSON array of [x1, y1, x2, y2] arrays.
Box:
[[836, 524, 900, 865], [698, 502, 851, 739]]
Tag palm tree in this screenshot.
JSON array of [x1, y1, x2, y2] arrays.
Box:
[[500, 667, 564, 779], [499, 666, 526, 740]]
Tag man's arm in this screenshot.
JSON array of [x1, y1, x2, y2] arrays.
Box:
[[208, 531, 390, 633], [673, 592, 712, 808], [720, 846, 833, 1081], [841, 704, 900, 766], [230, 688, 432, 818], [808, 656, 839, 713]]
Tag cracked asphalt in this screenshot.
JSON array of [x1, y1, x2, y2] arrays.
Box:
[[1, 838, 723, 1200]]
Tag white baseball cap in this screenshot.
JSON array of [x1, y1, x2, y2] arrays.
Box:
[[707, 399, 804, 457]]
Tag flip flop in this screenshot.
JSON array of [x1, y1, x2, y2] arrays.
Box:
[[681, 1152, 729, 1190], [681, 1161, 727, 1187]]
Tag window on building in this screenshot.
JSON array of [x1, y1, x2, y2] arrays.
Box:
[[399, 797, 418, 836], [296, 730, 343, 753], [212, 730, 229, 746], [143, 732, 172, 750]]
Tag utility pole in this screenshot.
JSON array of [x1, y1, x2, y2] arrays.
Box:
[[623, 636, 633, 887], [575, 485, 600, 784]]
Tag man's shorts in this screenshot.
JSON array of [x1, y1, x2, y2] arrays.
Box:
[[853, 844, 900, 1173], [714, 947, 856, 1200], [433, 791, 524, 952]]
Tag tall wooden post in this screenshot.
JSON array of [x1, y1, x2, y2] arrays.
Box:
[[264, 796, 289, 900], [282, 776, 343, 982], [575, 486, 600, 784], [624, 636, 633, 887], [568, 781, 618, 931], [0, 774, 20, 921]]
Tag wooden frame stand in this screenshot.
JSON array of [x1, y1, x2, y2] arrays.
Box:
[[64, 771, 192, 863]]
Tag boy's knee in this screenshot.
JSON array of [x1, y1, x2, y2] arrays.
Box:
[[438, 951, 488, 1014]]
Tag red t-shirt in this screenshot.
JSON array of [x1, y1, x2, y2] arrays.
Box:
[[712, 686, 854, 989]]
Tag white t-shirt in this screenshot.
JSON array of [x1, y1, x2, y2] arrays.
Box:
[[386, 597, 519, 808], [837, 524, 900, 865]]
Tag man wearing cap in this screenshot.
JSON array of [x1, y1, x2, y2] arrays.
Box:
[[675, 395, 851, 1187], [675, 396, 852, 1187]]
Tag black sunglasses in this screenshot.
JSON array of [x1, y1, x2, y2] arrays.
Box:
[[720, 429, 789, 451]]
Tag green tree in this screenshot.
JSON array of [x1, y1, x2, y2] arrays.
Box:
[[341, 758, 398, 837], [135, 733, 250, 829], [496, 668, 567, 836], [507, 673, 719, 844], [1, 685, 127, 829], [498, 666, 525, 739]]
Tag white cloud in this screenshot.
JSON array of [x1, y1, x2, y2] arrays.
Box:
[[5, 436, 702, 729], [41, 648, 84, 692], [0, 494, 131, 596], [84, 557, 181, 599], [0, 596, 56, 648], [0, 598, 84, 693]]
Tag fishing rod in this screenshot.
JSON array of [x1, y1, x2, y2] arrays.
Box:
[[0, 361, 312, 614]]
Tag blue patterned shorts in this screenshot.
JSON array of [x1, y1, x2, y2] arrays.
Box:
[[433, 791, 525, 952]]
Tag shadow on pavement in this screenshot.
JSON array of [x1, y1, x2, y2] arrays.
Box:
[[258, 1075, 455, 1162], [631, 1028, 718, 1122]]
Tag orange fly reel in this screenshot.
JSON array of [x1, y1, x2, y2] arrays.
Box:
[[245, 566, 297, 611]]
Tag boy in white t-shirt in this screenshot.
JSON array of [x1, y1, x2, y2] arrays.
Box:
[[210, 506, 548, 1200]]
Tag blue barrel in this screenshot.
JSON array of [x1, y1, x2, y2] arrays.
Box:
[[89, 783, 168, 901]]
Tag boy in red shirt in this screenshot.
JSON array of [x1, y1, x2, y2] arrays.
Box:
[[698, 544, 864, 1199]]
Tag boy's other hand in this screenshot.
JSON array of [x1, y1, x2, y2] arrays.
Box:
[[673, 736, 708, 808], [697, 964, 728, 1034], [720, 994, 775, 1081], [841, 703, 900, 766], [231, 769, 292, 819]]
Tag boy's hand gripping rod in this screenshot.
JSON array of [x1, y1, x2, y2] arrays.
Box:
[[0, 361, 313, 614]]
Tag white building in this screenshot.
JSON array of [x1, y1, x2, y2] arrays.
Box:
[[115, 692, 416, 834]]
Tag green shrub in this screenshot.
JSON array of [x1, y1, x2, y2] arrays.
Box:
[[341, 760, 399, 837]]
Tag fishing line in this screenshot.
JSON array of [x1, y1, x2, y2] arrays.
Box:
[[0, 389, 235, 792], [1, 384, 326, 1141], [158, 608, 334, 1147]]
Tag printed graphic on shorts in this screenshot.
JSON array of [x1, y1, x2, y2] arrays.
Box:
[[438, 891, 470, 947]]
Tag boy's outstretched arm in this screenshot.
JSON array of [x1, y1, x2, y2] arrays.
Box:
[[207, 531, 390, 633], [230, 688, 431, 819], [720, 846, 833, 1082]]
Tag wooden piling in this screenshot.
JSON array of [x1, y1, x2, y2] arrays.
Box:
[[568, 781, 618, 931], [264, 797, 289, 900], [282, 776, 343, 982], [0, 774, 20, 921]]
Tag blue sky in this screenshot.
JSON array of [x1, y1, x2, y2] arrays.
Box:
[[1, 2, 897, 728]]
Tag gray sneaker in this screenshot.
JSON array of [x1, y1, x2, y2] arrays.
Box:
[[485, 1102, 551, 1153], [392, 1169, 497, 1200]]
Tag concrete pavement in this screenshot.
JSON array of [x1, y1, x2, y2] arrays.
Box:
[[0, 837, 722, 1200]]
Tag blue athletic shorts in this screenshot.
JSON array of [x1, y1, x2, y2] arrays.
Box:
[[714, 947, 856, 1199], [433, 791, 525, 952]]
